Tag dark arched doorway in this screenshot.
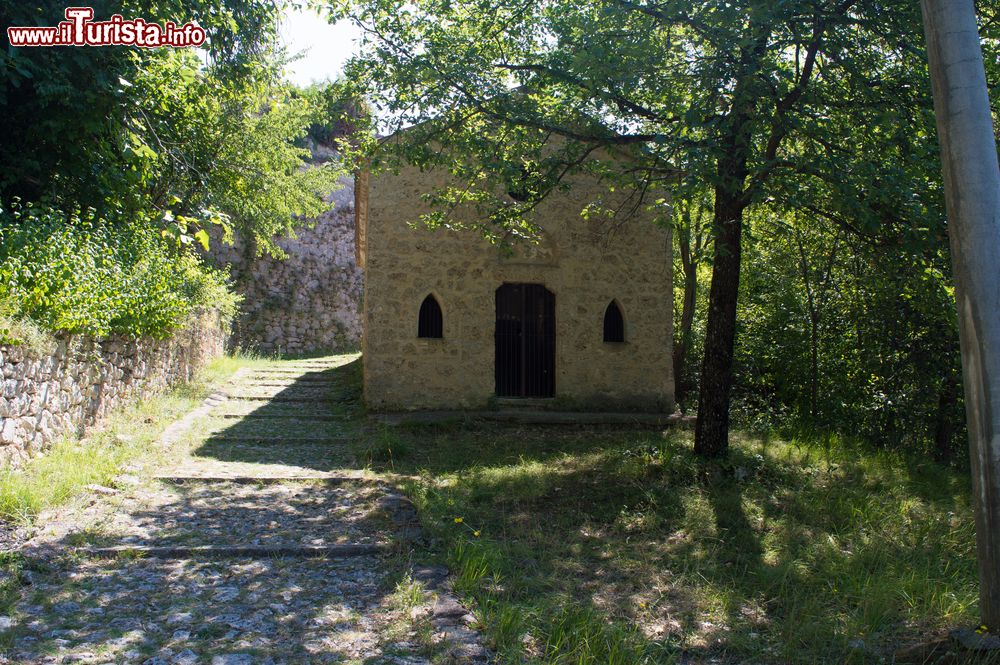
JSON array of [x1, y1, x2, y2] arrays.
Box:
[[495, 283, 555, 397]]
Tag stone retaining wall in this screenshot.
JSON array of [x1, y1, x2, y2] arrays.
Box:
[[210, 176, 362, 356], [0, 309, 226, 466]]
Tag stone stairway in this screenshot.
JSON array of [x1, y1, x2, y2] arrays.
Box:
[[6, 356, 489, 664]]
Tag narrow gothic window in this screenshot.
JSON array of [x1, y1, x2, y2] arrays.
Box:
[[604, 301, 625, 343], [418, 295, 443, 338]]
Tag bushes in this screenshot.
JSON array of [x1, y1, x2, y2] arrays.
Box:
[[0, 203, 239, 343]]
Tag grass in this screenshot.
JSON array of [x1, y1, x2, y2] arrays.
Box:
[[360, 426, 414, 470], [361, 423, 984, 664], [0, 310, 54, 355]]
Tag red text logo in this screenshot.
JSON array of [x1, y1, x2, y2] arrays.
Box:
[[7, 7, 206, 48]]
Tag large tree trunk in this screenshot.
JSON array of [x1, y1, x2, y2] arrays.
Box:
[[694, 187, 746, 457], [921, 0, 1000, 630]]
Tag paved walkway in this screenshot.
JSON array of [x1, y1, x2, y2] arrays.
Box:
[[5, 356, 488, 664]]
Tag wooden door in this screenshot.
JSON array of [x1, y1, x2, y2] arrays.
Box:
[[495, 283, 555, 397]]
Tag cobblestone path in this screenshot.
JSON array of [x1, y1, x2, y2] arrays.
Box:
[[4, 356, 488, 665]]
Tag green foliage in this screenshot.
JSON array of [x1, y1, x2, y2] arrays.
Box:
[[361, 427, 413, 469], [0, 2, 338, 342], [670, 200, 965, 456], [298, 80, 365, 147], [338, 0, 950, 245], [981, 4, 1000, 136], [0, 203, 239, 340], [0, 0, 284, 207], [0, 299, 55, 354], [725, 207, 964, 455], [1, 2, 339, 257], [121, 50, 340, 256]]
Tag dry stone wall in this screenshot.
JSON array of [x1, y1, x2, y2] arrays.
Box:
[[209, 178, 362, 356], [0, 309, 225, 466]]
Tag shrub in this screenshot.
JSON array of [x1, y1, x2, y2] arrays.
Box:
[[0, 202, 239, 342]]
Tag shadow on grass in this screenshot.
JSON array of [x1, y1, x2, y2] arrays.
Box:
[[382, 423, 980, 664]]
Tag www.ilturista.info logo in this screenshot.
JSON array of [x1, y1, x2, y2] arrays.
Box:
[[7, 7, 206, 47]]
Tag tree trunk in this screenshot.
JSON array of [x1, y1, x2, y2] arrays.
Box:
[[673, 247, 698, 406], [921, 0, 1000, 630], [933, 372, 959, 463], [694, 188, 746, 457], [809, 311, 819, 424], [693, 18, 771, 459]]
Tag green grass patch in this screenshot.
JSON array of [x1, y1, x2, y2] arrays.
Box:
[[360, 427, 413, 469], [377, 425, 980, 664], [0, 551, 29, 616], [0, 301, 55, 354]]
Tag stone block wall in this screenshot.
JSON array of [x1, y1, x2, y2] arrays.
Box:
[[0, 309, 226, 466], [209, 177, 362, 356]]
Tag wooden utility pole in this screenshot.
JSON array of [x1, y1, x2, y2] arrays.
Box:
[[921, 0, 1000, 630]]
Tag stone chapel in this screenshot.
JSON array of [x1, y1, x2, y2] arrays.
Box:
[[354, 148, 675, 413]]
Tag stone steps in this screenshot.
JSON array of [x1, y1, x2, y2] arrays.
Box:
[[227, 387, 336, 394], [237, 377, 338, 383], [255, 368, 343, 373], [76, 543, 391, 559], [203, 435, 349, 444], [243, 372, 348, 377], [62, 475, 396, 560], [246, 365, 334, 368], [238, 381, 343, 388], [226, 395, 336, 403], [154, 474, 373, 485], [225, 394, 337, 402], [214, 413, 349, 421], [247, 368, 341, 374], [12, 358, 494, 665]]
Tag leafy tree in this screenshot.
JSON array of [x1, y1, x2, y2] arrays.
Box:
[[0, 0, 341, 339], [299, 80, 366, 146], [0, 0, 283, 206], [121, 50, 337, 255], [981, 3, 999, 136], [733, 206, 962, 456], [672, 192, 712, 408], [0, 0, 337, 255], [0, 203, 239, 340], [338, 0, 951, 456]]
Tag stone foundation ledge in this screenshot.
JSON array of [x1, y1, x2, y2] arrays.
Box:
[[371, 409, 693, 427]]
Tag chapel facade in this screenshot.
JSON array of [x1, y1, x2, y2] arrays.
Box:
[[354, 153, 674, 412]]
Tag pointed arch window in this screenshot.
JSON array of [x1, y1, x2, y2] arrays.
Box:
[[603, 301, 625, 343], [418, 295, 443, 338]]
